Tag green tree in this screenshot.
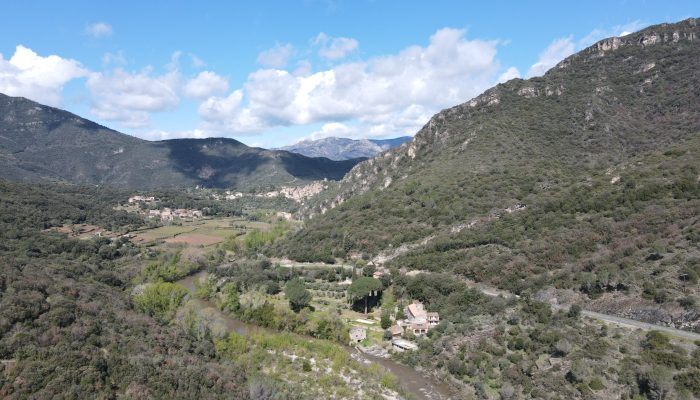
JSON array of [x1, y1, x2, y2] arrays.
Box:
[[133, 282, 188, 323], [638, 366, 673, 400], [194, 276, 215, 300], [381, 287, 396, 313], [380, 311, 392, 329], [285, 278, 312, 312], [221, 282, 240, 312], [396, 303, 406, 320], [348, 277, 383, 314], [383, 330, 393, 341]]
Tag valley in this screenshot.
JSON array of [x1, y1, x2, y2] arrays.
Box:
[[0, 13, 699, 400]]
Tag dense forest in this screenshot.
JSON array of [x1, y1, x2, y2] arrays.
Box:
[[0, 180, 254, 398]]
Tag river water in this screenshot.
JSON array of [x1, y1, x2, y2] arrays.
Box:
[[178, 272, 454, 400]]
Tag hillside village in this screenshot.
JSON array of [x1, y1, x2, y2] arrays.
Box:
[[216, 180, 329, 203], [124, 195, 203, 222]]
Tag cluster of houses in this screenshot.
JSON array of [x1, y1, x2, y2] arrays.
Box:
[[388, 300, 439, 351], [347, 299, 440, 353], [125, 194, 203, 223], [148, 208, 203, 222], [210, 182, 327, 203]]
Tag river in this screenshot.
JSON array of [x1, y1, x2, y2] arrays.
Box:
[[178, 272, 455, 400]]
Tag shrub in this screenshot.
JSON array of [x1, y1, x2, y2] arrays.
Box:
[[380, 311, 392, 329], [133, 282, 188, 323], [285, 278, 312, 312], [674, 369, 700, 396], [589, 377, 605, 391]]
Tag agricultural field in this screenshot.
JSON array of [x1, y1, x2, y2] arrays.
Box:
[[131, 217, 272, 247]]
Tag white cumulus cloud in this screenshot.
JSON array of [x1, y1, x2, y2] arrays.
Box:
[[139, 128, 210, 141], [303, 122, 357, 141], [257, 43, 294, 68], [87, 68, 180, 128], [498, 66, 520, 83], [527, 37, 575, 77], [198, 27, 503, 137], [183, 71, 228, 99], [313, 33, 359, 60], [527, 21, 646, 78], [85, 22, 113, 38], [0, 45, 88, 106], [198, 90, 266, 134]]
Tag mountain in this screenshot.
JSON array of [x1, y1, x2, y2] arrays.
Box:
[[275, 19, 700, 327], [278, 136, 412, 160], [0, 93, 361, 190]]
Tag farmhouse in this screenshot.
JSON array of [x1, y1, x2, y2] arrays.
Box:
[[406, 301, 427, 321], [160, 208, 173, 222], [427, 312, 440, 326], [148, 210, 161, 218], [402, 300, 439, 336]]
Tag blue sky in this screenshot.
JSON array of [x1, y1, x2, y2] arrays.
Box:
[[0, 1, 697, 147]]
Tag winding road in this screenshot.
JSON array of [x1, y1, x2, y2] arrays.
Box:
[[466, 278, 700, 341]]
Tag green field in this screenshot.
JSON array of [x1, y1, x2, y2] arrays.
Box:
[[132, 217, 273, 247]]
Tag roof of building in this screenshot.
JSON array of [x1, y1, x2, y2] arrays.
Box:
[[407, 302, 426, 318], [390, 325, 403, 335], [392, 339, 418, 350]]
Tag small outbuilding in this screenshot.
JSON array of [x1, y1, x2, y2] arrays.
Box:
[[349, 326, 367, 343], [390, 324, 403, 338], [392, 339, 418, 352]]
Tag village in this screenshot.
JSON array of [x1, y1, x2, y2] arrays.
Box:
[[126, 195, 203, 222], [212, 180, 328, 203]]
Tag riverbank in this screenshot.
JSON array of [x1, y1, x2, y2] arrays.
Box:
[[177, 271, 455, 400]]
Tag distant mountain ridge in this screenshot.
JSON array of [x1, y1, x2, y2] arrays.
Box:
[[278, 136, 412, 160], [0, 93, 361, 189]]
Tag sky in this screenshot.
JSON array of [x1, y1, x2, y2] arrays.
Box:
[[0, 1, 697, 148]]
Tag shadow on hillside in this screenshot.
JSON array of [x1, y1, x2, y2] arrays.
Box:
[[160, 138, 363, 187]]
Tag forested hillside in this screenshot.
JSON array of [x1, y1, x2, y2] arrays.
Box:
[[274, 19, 700, 328], [0, 181, 255, 398], [0, 94, 360, 190]]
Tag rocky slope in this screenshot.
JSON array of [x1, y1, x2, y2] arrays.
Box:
[[301, 18, 699, 217], [0, 94, 360, 190]]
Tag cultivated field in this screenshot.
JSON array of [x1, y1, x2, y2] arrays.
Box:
[[132, 217, 271, 247]]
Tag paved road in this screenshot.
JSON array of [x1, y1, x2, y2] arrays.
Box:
[[274, 260, 700, 341], [578, 309, 700, 341], [467, 278, 700, 341]]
